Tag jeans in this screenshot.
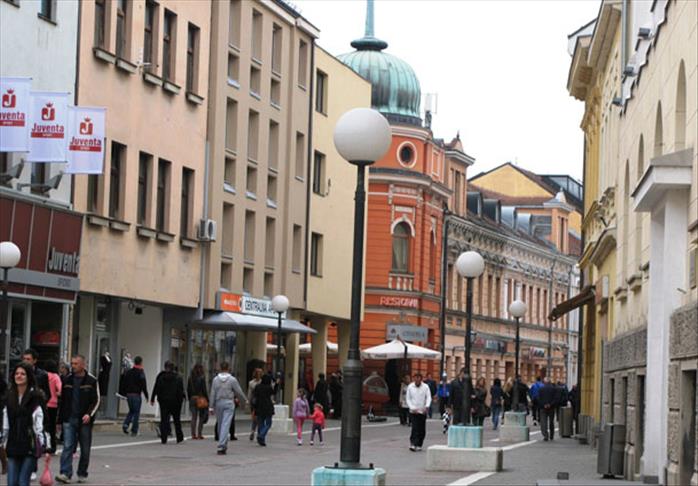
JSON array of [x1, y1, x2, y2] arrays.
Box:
[[491, 405, 502, 429], [311, 423, 323, 443], [7, 456, 36, 486], [257, 415, 272, 443], [399, 407, 410, 425], [540, 407, 555, 439], [215, 400, 234, 451], [159, 401, 183, 444], [409, 413, 426, 447], [60, 418, 92, 479], [190, 404, 207, 438], [123, 395, 142, 434]]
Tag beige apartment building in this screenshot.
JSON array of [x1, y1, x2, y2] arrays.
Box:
[[72, 0, 210, 417]]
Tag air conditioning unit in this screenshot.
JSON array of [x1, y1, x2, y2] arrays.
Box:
[[198, 219, 217, 242]]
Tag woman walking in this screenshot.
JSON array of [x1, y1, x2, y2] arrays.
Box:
[[292, 389, 310, 445], [2, 362, 46, 486], [44, 360, 61, 454], [247, 368, 263, 441], [489, 378, 503, 430], [252, 374, 275, 447], [187, 364, 208, 440], [471, 377, 488, 426]]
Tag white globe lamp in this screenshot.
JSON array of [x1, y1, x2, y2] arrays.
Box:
[[333, 108, 391, 164], [0, 241, 21, 269], [509, 300, 527, 319], [455, 251, 485, 279]]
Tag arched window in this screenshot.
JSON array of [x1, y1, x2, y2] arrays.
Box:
[[635, 136, 644, 268], [391, 222, 411, 272], [654, 102, 663, 158], [675, 60, 686, 151]]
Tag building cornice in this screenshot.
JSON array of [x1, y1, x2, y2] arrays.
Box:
[[369, 168, 451, 199]]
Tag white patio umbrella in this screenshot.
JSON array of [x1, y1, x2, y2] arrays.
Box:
[[298, 341, 338, 355], [361, 338, 441, 360]]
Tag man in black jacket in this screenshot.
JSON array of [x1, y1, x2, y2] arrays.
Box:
[[150, 361, 185, 444], [55, 354, 100, 484], [449, 368, 467, 425], [21, 348, 50, 401], [538, 377, 558, 441], [122, 356, 148, 436], [313, 373, 329, 414]]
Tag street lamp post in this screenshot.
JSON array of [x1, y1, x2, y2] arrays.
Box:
[[455, 251, 485, 425], [333, 108, 391, 468], [509, 300, 527, 412], [0, 242, 21, 374], [272, 295, 289, 404]]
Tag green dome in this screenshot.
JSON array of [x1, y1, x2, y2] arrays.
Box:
[[338, 1, 422, 126]]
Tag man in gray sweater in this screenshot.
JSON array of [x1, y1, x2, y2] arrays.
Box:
[[210, 362, 247, 454]]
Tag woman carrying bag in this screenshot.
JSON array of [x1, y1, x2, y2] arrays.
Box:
[[2, 362, 47, 486], [187, 364, 208, 440]]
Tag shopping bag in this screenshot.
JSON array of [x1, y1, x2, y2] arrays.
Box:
[[40, 455, 53, 486]]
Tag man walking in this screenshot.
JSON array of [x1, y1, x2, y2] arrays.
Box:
[[538, 377, 558, 441], [423, 373, 437, 419], [55, 355, 99, 484], [529, 376, 542, 425], [21, 349, 51, 400], [151, 361, 185, 444], [313, 373, 329, 415], [436, 373, 450, 416], [210, 362, 247, 455], [449, 368, 467, 425], [121, 356, 148, 436], [406, 373, 431, 451]]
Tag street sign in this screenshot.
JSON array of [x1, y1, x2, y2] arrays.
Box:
[[385, 324, 427, 343]]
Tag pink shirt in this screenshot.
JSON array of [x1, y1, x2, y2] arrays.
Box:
[[47, 372, 62, 408]]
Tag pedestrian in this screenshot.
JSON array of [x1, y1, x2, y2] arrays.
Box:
[[252, 374, 275, 447], [187, 364, 208, 440], [471, 377, 488, 426], [490, 378, 503, 430], [20, 349, 50, 404], [44, 360, 61, 454], [569, 384, 580, 433], [312, 373, 329, 416], [538, 377, 557, 441], [405, 373, 431, 452], [436, 373, 450, 416], [308, 403, 326, 446], [0, 371, 8, 475], [58, 362, 70, 379], [448, 368, 468, 425], [209, 362, 246, 455], [529, 376, 542, 425], [423, 373, 437, 419], [516, 377, 530, 414], [292, 389, 310, 445], [398, 374, 410, 426], [328, 373, 342, 419], [2, 362, 46, 486], [55, 354, 99, 484], [502, 377, 513, 414], [150, 360, 185, 445], [556, 381, 569, 422], [121, 356, 148, 437], [247, 368, 263, 441]]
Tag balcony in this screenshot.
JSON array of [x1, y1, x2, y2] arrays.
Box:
[[388, 272, 414, 291]]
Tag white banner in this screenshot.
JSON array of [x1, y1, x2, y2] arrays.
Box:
[[0, 77, 32, 152], [27, 91, 69, 162], [65, 106, 106, 174]]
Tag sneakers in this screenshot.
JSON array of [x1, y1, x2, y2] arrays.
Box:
[[78, 477, 88, 484], [122, 427, 129, 435], [297, 439, 303, 446], [217, 448, 227, 455], [55, 474, 71, 484], [310, 440, 314, 446], [319, 441, 324, 447], [249, 432, 255, 441], [416, 446, 422, 451], [409, 445, 416, 451], [31, 473, 37, 481]]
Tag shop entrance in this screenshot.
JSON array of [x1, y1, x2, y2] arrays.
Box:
[[190, 329, 238, 385], [3, 301, 29, 378]]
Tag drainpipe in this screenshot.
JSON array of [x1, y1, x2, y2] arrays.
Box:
[[195, 141, 210, 321], [438, 206, 450, 378], [70, 0, 82, 208], [547, 258, 557, 374], [302, 40, 315, 309]]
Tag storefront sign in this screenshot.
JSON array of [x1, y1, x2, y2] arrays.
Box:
[[217, 291, 242, 312], [47, 247, 80, 275], [386, 324, 427, 343], [378, 296, 419, 309], [0, 77, 31, 151], [216, 292, 286, 319]]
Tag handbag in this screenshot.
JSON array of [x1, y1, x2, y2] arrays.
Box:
[[195, 395, 209, 409], [28, 426, 44, 459], [40, 455, 53, 486]]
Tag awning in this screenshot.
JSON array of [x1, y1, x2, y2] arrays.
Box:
[[195, 312, 317, 334], [549, 285, 595, 321], [361, 339, 441, 360], [298, 341, 338, 355]]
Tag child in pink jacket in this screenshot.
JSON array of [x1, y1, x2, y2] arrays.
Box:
[[309, 403, 326, 446]]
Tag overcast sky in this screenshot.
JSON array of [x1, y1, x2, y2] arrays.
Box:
[[295, 0, 600, 181]]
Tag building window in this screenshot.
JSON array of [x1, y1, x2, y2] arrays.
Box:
[[186, 23, 200, 93], [156, 159, 171, 231], [295, 132, 305, 178], [250, 65, 261, 97], [244, 210, 255, 263], [225, 98, 237, 151], [116, 0, 129, 59], [265, 217, 275, 267], [251, 9, 262, 60], [243, 267, 254, 294], [398, 142, 416, 167], [292, 224, 302, 273], [271, 23, 282, 74], [94, 0, 107, 48], [266, 173, 277, 207], [224, 157, 235, 191], [270, 78, 281, 107], [312, 151, 325, 195], [391, 222, 410, 273], [315, 70, 327, 114], [228, 0, 241, 47], [222, 202, 234, 257], [220, 262, 232, 290], [268, 121, 279, 169], [454, 171, 462, 213], [247, 110, 259, 161], [228, 53, 240, 86], [39, 0, 55, 22], [137, 152, 152, 225], [87, 175, 100, 213], [180, 167, 193, 237], [143, 1, 157, 68], [246, 165, 257, 198], [109, 142, 125, 219], [310, 233, 323, 277], [264, 272, 274, 298], [162, 10, 176, 82], [429, 233, 437, 283], [298, 39, 308, 87]]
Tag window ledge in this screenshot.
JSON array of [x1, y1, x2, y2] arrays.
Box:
[[137, 226, 157, 239], [294, 176, 305, 183], [227, 78, 240, 89], [223, 183, 236, 194], [228, 43, 240, 53], [613, 285, 628, 302], [298, 84, 307, 91], [109, 219, 131, 232], [389, 271, 415, 277], [268, 167, 278, 175], [225, 148, 237, 158], [266, 199, 277, 209], [310, 273, 323, 278], [245, 191, 257, 201], [248, 157, 258, 165], [180, 237, 198, 249], [271, 70, 282, 80], [163, 80, 181, 95], [37, 13, 57, 25], [251, 57, 263, 67], [116, 57, 138, 74], [250, 91, 261, 101], [186, 91, 204, 105], [3, 0, 19, 8], [156, 231, 175, 243], [221, 253, 234, 264], [292, 268, 301, 275], [93, 47, 116, 64], [270, 101, 281, 111], [86, 214, 109, 227], [143, 71, 163, 86]]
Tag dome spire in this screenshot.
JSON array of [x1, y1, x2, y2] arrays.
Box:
[[351, 0, 388, 51]]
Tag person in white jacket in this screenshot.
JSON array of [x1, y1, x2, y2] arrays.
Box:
[[405, 373, 432, 451]]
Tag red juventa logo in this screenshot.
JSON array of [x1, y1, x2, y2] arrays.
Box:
[[41, 102, 55, 121], [2, 89, 16, 108], [79, 117, 93, 135]]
